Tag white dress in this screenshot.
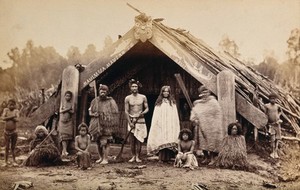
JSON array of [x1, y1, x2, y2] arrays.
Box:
[[147, 99, 180, 154]]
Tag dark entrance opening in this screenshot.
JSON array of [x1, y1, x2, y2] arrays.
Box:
[[144, 94, 158, 142]]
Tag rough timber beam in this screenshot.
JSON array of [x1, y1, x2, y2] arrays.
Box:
[[79, 28, 139, 90], [29, 28, 139, 127], [149, 26, 268, 128], [217, 70, 236, 127]]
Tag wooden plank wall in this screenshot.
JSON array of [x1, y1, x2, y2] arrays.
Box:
[[87, 52, 201, 139]]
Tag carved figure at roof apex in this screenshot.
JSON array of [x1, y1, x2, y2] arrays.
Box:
[[134, 13, 153, 42]]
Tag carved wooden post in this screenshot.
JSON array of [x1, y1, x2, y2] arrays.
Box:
[[217, 70, 236, 129], [60, 66, 79, 139]]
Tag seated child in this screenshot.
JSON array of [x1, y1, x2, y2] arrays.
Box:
[[214, 122, 249, 170], [24, 125, 61, 167], [75, 123, 91, 170], [174, 128, 198, 169]]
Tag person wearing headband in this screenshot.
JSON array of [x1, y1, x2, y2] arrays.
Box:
[[88, 83, 119, 165], [125, 79, 149, 163]]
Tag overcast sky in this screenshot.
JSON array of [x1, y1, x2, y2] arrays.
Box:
[[0, 0, 299, 69]]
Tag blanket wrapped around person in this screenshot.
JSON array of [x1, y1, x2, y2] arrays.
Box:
[[24, 125, 61, 167]]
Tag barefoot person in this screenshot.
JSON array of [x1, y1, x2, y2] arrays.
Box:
[[89, 84, 119, 164], [262, 93, 282, 158], [1, 99, 20, 167], [58, 91, 74, 156], [174, 128, 198, 169], [75, 123, 91, 170], [125, 79, 149, 163]]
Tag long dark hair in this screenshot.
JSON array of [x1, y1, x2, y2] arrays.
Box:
[[178, 128, 193, 140], [227, 122, 243, 135], [155, 86, 176, 106]]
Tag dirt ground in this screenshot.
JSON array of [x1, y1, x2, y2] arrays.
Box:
[[1, 143, 300, 190]]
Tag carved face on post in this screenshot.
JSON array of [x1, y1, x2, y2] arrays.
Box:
[[134, 13, 153, 42]]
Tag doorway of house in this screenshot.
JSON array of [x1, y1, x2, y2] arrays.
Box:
[[144, 94, 158, 143]]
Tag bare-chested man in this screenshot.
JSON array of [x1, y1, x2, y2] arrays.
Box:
[[125, 79, 149, 163], [263, 93, 282, 158]]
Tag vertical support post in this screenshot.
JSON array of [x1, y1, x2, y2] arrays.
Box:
[[217, 70, 236, 128], [60, 66, 79, 139]]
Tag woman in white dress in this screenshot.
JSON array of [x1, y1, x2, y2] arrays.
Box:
[[147, 86, 181, 162]]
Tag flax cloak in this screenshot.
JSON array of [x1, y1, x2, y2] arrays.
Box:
[[89, 96, 119, 138], [190, 96, 225, 153]]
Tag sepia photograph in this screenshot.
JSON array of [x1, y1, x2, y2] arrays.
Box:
[[0, 0, 299, 189]]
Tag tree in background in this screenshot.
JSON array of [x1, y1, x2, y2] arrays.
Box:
[[1, 40, 67, 104], [81, 44, 98, 65], [255, 51, 279, 80], [219, 35, 241, 58], [67, 46, 81, 65], [274, 28, 300, 99]]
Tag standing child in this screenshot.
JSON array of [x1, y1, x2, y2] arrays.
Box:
[[174, 128, 198, 169], [1, 99, 20, 167], [75, 123, 91, 170], [58, 91, 74, 156], [214, 122, 249, 170], [263, 93, 282, 158]]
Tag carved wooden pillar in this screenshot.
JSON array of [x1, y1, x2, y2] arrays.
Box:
[[60, 66, 79, 139], [217, 70, 236, 129]]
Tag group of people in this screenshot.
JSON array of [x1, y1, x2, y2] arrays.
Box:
[[1, 78, 283, 171]]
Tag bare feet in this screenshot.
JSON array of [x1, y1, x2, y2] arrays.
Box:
[[128, 156, 136, 163], [270, 152, 275, 158], [135, 157, 142, 163], [96, 158, 103, 164], [208, 160, 215, 166], [62, 151, 69, 157], [201, 158, 209, 165], [274, 152, 279, 159], [12, 162, 19, 167], [100, 160, 108, 165]]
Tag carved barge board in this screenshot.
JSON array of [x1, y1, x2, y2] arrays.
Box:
[[60, 66, 79, 137], [79, 28, 139, 90], [30, 22, 268, 130], [150, 26, 268, 128]]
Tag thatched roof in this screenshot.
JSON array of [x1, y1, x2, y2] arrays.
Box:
[[152, 20, 299, 134], [30, 13, 300, 136]]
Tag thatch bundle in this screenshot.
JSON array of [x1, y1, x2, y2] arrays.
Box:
[[153, 21, 300, 135]]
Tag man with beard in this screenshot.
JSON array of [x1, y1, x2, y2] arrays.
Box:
[[88, 84, 119, 164], [125, 79, 149, 163]]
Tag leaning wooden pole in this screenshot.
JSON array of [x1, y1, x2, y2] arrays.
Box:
[[174, 73, 193, 108]]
